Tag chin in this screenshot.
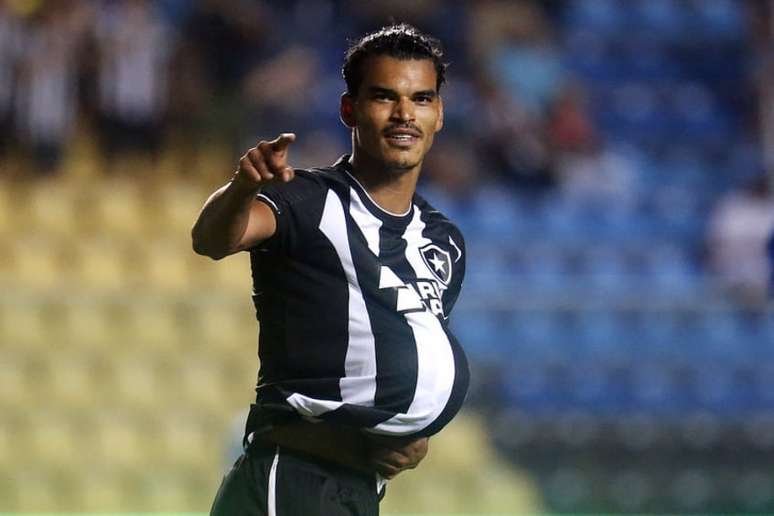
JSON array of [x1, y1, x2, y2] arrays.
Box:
[[382, 150, 422, 171]]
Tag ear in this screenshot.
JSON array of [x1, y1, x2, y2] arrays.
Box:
[[435, 95, 444, 133], [340, 93, 356, 128]]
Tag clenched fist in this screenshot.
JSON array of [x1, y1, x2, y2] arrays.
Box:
[[236, 133, 296, 187]]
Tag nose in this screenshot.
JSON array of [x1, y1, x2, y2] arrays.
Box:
[[391, 96, 415, 122]]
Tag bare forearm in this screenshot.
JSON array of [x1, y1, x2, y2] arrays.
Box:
[[191, 175, 260, 260], [192, 133, 296, 260]]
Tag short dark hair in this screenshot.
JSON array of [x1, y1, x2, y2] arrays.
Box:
[[342, 23, 447, 96]]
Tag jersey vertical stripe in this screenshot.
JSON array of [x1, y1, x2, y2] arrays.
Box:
[[348, 186, 382, 256], [287, 190, 377, 416], [318, 190, 377, 406], [349, 188, 419, 416], [372, 206, 456, 435]]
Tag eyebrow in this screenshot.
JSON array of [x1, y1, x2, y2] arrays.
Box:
[[367, 86, 437, 98]]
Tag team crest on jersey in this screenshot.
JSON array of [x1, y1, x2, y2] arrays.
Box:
[[420, 244, 452, 286]]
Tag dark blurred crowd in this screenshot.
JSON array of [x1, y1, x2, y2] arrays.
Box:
[[0, 0, 609, 195], [1, 0, 773, 298]]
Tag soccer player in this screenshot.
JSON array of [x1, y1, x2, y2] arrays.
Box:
[[192, 24, 469, 515]]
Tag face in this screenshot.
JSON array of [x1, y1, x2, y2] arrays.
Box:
[[341, 56, 444, 172]]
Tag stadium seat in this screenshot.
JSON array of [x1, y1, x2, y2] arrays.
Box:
[[7, 236, 64, 291], [565, 0, 625, 34], [26, 180, 81, 237], [0, 352, 34, 411], [63, 300, 119, 350], [501, 362, 550, 410], [189, 299, 258, 354], [468, 187, 525, 240], [638, 0, 688, 37], [45, 351, 103, 410], [693, 310, 745, 359], [92, 180, 147, 238], [158, 411, 214, 469], [8, 468, 61, 512], [577, 310, 634, 361], [0, 182, 17, 237], [142, 240, 197, 292], [607, 468, 654, 511], [552, 410, 601, 447], [563, 30, 620, 83], [178, 356, 231, 412], [26, 415, 82, 471], [152, 183, 210, 238], [518, 245, 570, 293], [73, 237, 133, 291], [733, 470, 774, 511], [629, 361, 680, 412], [692, 0, 744, 40], [209, 250, 255, 293], [75, 468, 136, 513], [640, 244, 699, 294], [577, 246, 630, 294], [109, 351, 168, 411], [91, 411, 150, 470], [139, 469, 202, 511], [125, 301, 184, 353]]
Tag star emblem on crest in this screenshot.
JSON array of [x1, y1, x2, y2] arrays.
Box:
[[428, 253, 447, 274], [419, 244, 452, 286]]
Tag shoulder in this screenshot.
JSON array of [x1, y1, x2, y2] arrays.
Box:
[[415, 194, 465, 249]]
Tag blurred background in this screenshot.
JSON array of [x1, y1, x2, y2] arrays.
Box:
[[1, 0, 774, 513]]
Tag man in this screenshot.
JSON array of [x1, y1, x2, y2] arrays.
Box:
[[192, 24, 469, 515]]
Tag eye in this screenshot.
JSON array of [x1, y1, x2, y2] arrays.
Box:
[[415, 95, 433, 104]]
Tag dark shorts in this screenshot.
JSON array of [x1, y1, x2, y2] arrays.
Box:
[[210, 439, 381, 516]]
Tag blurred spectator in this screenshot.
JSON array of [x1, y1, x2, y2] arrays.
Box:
[[547, 84, 595, 155], [93, 0, 174, 166], [468, 1, 564, 191], [241, 45, 321, 136], [344, 0, 466, 59], [176, 0, 270, 156], [707, 175, 774, 303], [13, 1, 91, 174], [549, 85, 637, 203], [0, 5, 23, 159], [470, 1, 564, 116], [473, 76, 555, 190], [183, 0, 268, 96]]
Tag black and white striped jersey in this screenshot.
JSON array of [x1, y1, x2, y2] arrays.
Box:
[[249, 155, 469, 437]]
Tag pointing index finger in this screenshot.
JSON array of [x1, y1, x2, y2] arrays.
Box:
[[270, 132, 296, 152]]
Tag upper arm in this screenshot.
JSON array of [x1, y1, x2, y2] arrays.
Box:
[[236, 198, 278, 252]]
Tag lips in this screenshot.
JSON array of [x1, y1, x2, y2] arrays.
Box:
[[384, 128, 422, 147]]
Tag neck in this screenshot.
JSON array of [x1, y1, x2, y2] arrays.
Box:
[[348, 149, 420, 215]]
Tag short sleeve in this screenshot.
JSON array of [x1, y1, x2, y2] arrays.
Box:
[[253, 170, 327, 252]]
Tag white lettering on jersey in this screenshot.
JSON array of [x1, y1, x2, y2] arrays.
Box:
[[379, 266, 424, 312], [379, 266, 445, 318]]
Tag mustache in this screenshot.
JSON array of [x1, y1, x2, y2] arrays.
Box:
[[383, 124, 423, 136]]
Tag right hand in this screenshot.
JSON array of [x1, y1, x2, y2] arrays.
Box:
[[236, 132, 296, 187], [365, 435, 429, 479]]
